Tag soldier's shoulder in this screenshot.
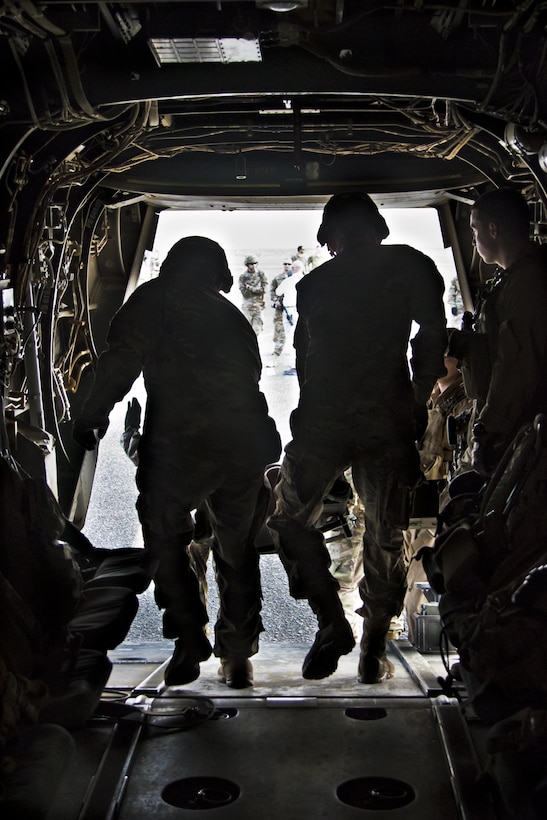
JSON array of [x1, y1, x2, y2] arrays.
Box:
[[125, 277, 161, 307], [383, 243, 433, 263], [387, 244, 443, 286]]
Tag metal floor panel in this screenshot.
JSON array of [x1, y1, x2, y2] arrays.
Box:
[[115, 697, 481, 819], [67, 643, 493, 820]]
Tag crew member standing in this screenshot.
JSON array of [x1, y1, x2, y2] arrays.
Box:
[[447, 187, 547, 477], [74, 237, 281, 689], [268, 193, 447, 684]]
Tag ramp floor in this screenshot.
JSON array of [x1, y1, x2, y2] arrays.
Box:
[[49, 641, 497, 819], [119, 697, 467, 819]]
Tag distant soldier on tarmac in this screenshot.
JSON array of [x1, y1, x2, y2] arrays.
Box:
[[239, 255, 268, 335], [269, 261, 292, 359], [292, 245, 308, 273]]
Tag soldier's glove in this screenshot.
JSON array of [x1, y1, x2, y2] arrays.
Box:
[[471, 422, 504, 478], [73, 419, 107, 450], [125, 397, 141, 431]]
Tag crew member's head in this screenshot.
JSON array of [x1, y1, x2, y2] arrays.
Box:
[[317, 193, 389, 255], [470, 187, 531, 268], [160, 236, 233, 292], [245, 254, 258, 269]]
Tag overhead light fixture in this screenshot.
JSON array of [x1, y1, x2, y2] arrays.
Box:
[[148, 8, 264, 66], [149, 36, 262, 66], [236, 156, 247, 180], [256, 1, 308, 11], [259, 108, 319, 115]]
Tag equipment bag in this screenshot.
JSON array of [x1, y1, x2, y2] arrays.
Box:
[[419, 415, 547, 721]]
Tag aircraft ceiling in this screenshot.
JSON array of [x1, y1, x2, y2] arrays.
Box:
[[1, 0, 546, 209]]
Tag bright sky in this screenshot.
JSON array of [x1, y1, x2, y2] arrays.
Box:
[[151, 208, 458, 317], [153, 207, 449, 262]]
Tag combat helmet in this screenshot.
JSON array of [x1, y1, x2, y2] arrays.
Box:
[[160, 236, 233, 293], [244, 254, 258, 265], [317, 192, 389, 247]]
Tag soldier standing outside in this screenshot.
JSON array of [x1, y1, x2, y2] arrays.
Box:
[[239, 254, 268, 335], [447, 187, 547, 477], [269, 261, 292, 359], [268, 260, 305, 365], [73, 237, 281, 689], [268, 193, 447, 684], [292, 245, 308, 273]]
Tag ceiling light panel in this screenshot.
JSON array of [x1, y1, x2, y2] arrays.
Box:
[[149, 36, 262, 65]]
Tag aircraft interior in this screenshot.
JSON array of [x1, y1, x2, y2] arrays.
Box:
[[1, 2, 547, 818]]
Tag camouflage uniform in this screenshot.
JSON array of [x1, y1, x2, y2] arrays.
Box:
[[269, 269, 289, 356], [79, 272, 281, 660], [269, 241, 447, 642], [326, 470, 364, 639], [291, 249, 308, 273], [418, 375, 473, 483], [447, 276, 464, 323], [239, 268, 268, 335], [403, 372, 473, 643]]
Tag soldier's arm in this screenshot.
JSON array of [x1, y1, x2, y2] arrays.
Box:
[[80, 297, 147, 430]]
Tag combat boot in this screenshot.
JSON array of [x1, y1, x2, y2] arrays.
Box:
[[302, 587, 355, 680], [218, 657, 254, 689], [358, 617, 395, 684], [164, 626, 212, 686]]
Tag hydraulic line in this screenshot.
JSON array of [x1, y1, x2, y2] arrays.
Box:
[[22, 278, 45, 431]]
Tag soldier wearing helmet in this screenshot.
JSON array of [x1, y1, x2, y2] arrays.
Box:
[[239, 254, 268, 335], [73, 236, 281, 689], [268, 193, 447, 684]]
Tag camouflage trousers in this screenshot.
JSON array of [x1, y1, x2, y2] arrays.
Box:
[[402, 527, 435, 644], [136, 459, 269, 659], [325, 531, 364, 639], [268, 410, 420, 628], [241, 297, 264, 335], [272, 309, 286, 355]]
